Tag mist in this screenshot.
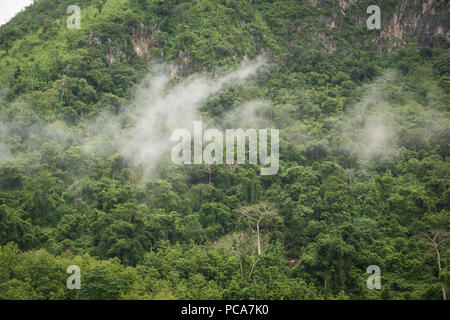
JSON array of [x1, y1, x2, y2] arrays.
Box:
[[0, 56, 268, 180], [337, 71, 398, 161], [334, 69, 449, 163], [120, 56, 267, 178]]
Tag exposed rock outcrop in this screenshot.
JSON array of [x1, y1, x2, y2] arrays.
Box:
[[105, 38, 127, 63], [130, 22, 159, 61], [310, 0, 448, 50], [378, 0, 449, 47]]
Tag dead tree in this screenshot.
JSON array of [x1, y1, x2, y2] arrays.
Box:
[[346, 168, 355, 186], [421, 229, 449, 300], [231, 232, 264, 280], [237, 202, 276, 255]]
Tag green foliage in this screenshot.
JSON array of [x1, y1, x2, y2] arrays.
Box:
[[0, 0, 448, 300]]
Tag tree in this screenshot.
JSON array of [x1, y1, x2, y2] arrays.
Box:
[[230, 232, 262, 281], [420, 230, 449, 300], [79, 265, 127, 300], [203, 163, 213, 184], [237, 202, 276, 255]]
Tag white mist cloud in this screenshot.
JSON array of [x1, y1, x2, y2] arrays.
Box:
[[0, 57, 267, 180], [0, 143, 13, 160], [221, 100, 272, 129], [0, 123, 14, 160], [113, 57, 267, 178], [336, 71, 399, 160], [0, 0, 34, 26]]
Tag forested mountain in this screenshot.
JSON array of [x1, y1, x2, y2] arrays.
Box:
[[0, 0, 449, 300]]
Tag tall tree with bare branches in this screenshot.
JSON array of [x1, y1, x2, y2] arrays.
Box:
[[230, 232, 264, 280], [237, 202, 276, 255], [420, 229, 449, 300]]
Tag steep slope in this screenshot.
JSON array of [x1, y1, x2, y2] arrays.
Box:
[[0, 0, 449, 300]]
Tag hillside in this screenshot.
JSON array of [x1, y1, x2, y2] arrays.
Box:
[[0, 0, 449, 300]]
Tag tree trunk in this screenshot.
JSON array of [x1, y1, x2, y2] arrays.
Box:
[[442, 283, 447, 301], [256, 222, 261, 255], [435, 246, 447, 300], [238, 258, 244, 280]]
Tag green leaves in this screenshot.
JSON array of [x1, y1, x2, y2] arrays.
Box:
[[0, 0, 448, 300]]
